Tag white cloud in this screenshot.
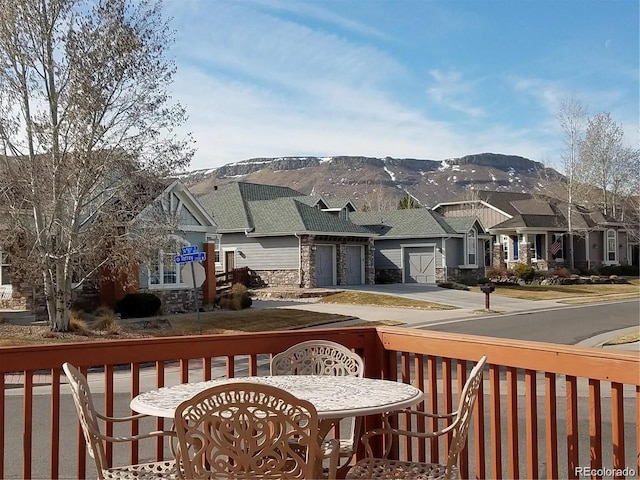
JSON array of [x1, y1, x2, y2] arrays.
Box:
[[426, 69, 485, 118], [247, 0, 394, 41]]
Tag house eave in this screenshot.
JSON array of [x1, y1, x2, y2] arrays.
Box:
[[374, 234, 464, 240], [245, 231, 377, 238]]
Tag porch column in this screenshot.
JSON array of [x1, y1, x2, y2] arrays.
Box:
[[202, 242, 217, 305], [300, 235, 315, 288], [336, 244, 347, 286], [492, 242, 505, 267], [519, 242, 532, 265], [365, 239, 375, 285]]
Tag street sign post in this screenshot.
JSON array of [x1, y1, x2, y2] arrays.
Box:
[[174, 245, 207, 334]]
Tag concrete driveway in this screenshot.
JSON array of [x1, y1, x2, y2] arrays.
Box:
[[253, 283, 570, 328]]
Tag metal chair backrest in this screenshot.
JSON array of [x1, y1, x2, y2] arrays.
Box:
[[174, 382, 321, 479], [446, 355, 487, 474], [270, 340, 364, 377], [62, 362, 108, 478]]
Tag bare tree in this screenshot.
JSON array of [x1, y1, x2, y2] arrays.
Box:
[[580, 112, 629, 216], [0, 0, 194, 331], [555, 95, 588, 269], [360, 182, 397, 212]]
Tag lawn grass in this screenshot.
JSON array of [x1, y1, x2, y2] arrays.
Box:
[[0, 309, 358, 346], [164, 308, 355, 335], [317, 291, 457, 310], [470, 278, 640, 301], [603, 330, 640, 345]]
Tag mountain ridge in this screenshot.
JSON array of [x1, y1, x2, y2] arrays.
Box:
[[183, 153, 561, 209]]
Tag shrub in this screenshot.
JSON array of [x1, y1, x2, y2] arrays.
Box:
[[437, 282, 469, 291], [219, 283, 253, 310], [599, 265, 640, 276], [115, 292, 161, 319], [375, 270, 395, 284], [486, 265, 509, 278], [513, 264, 536, 282], [69, 311, 89, 334], [93, 306, 120, 335], [551, 267, 572, 278]]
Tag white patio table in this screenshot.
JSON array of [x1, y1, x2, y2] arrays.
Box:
[[131, 375, 424, 477], [131, 375, 423, 421]]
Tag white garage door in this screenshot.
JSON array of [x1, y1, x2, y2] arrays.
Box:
[[345, 245, 363, 285], [404, 247, 435, 283], [316, 245, 334, 286]]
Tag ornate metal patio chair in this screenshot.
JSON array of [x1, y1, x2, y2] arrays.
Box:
[[345, 355, 488, 480], [62, 362, 178, 480], [173, 382, 339, 479], [271, 340, 364, 469]]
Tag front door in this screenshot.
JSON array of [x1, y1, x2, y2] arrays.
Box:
[[225, 251, 235, 273]]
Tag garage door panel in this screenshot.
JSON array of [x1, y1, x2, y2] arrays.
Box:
[[316, 246, 334, 286], [345, 246, 362, 285], [404, 247, 435, 284]]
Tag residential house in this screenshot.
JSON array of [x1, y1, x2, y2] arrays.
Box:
[[196, 182, 376, 288], [433, 191, 632, 272], [0, 180, 218, 316], [133, 180, 218, 312], [350, 209, 489, 284]]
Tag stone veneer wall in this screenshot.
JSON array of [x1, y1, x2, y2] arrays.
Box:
[[375, 268, 402, 284], [250, 269, 299, 287], [300, 236, 314, 288], [141, 288, 204, 315], [336, 244, 346, 285], [518, 242, 532, 265], [365, 240, 375, 284], [445, 267, 486, 283], [492, 244, 505, 268]]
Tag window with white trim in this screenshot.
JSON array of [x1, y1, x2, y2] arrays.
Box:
[[148, 237, 189, 288], [502, 236, 509, 261], [607, 229, 617, 262], [0, 251, 10, 286], [213, 235, 221, 263], [466, 228, 477, 266]]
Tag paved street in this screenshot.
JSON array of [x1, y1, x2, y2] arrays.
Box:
[[256, 284, 640, 350]]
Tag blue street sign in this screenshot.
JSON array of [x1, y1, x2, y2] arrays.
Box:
[[182, 245, 199, 255], [174, 252, 206, 264]]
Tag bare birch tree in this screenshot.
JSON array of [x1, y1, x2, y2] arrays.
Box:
[[579, 112, 632, 217], [555, 95, 588, 269], [0, 0, 194, 331]]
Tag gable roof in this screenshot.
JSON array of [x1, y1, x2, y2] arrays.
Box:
[[350, 209, 481, 238], [249, 198, 372, 236], [197, 182, 372, 236], [434, 191, 535, 218], [445, 216, 485, 234], [437, 190, 621, 232]]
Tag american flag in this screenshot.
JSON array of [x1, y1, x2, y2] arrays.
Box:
[[550, 240, 562, 255]]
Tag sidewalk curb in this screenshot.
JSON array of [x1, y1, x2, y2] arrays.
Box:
[[575, 326, 640, 348]]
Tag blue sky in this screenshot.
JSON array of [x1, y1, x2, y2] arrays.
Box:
[[166, 0, 639, 171]]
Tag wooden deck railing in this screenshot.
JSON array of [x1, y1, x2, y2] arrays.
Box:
[[1, 326, 638, 479]]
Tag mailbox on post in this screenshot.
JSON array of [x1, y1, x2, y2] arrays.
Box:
[[480, 283, 495, 309]]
